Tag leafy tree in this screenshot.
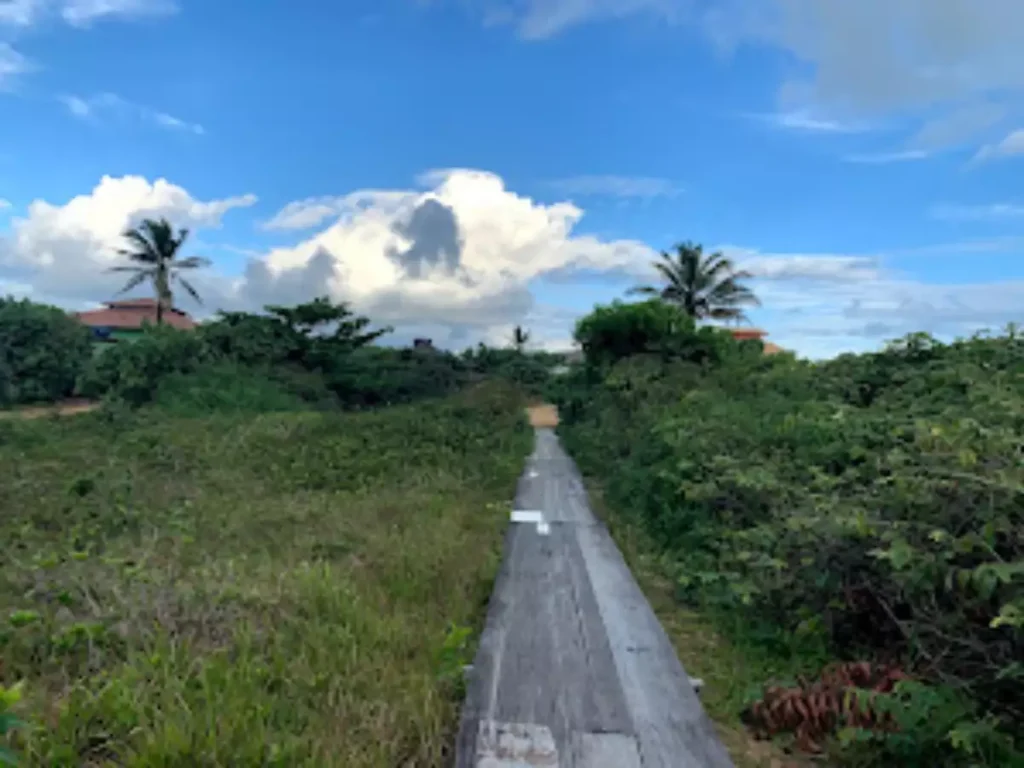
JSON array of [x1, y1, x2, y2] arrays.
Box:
[[204, 297, 391, 370], [0, 296, 92, 406], [110, 218, 210, 324], [629, 240, 759, 323], [511, 325, 530, 352], [265, 297, 391, 366], [574, 299, 729, 368]]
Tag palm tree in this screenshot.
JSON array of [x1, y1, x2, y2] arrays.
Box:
[[511, 325, 530, 352], [629, 241, 759, 323], [109, 218, 210, 325]]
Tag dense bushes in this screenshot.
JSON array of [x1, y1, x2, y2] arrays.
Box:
[[0, 297, 92, 406], [152, 363, 311, 416], [556, 307, 1024, 765], [2, 296, 563, 413], [326, 347, 465, 408], [78, 323, 213, 405], [575, 299, 733, 367]]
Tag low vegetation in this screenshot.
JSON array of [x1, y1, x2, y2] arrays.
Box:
[[0, 292, 562, 414], [1, 381, 531, 765], [554, 301, 1023, 765], [1, 260, 555, 764], [6, 224, 1019, 766], [0, 298, 92, 408]]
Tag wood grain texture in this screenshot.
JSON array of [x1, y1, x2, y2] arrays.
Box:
[[457, 427, 734, 767]]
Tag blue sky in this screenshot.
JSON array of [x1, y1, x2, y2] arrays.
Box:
[[2, 0, 1024, 357]]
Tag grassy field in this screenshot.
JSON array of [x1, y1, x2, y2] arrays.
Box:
[[0, 382, 531, 766]]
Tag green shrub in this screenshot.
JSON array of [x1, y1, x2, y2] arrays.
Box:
[[199, 311, 300, 367], [153, 363, 310, 416], [0, 297, 92, 406], [264, 364, 339, 409], [78, 324, 212, 405], [459, 345, 560, 396], [557, 329, 1024, 763], [327, 347, 468, 408]]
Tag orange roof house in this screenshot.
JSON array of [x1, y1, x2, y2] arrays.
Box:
[[728, 327, 784, 355], [76, 298, 197, 336]]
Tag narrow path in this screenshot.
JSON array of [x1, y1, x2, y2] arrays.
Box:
[[456, 421, 734, 767]]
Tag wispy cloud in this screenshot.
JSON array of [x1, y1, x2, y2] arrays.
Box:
[[907, 103, 1007, 152], [261, 191, 409, 231], [716, 246, 883, 283], [0, 0, 43, 26], [485, 0, 683, 40], [0, 42, 31, 89], [973, 129, 1024, 163], [61, 0, 177, 26], [843, 149, 931, 164], [756, 109, 872, 133], [0, 0, 176, 27], [931, 203, 1024, 221], [153, 111, 204, 135], [59, 92, 204, 135], [0, 198, 11, 210], [545, 174, 682, 199], [59, 93, 96, 117]]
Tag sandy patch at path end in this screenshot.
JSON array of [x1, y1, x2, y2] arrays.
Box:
[[0, 400, 99, 421], [526, 404, 559, 428]]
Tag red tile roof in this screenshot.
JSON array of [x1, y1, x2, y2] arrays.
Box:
[[76, 299, 196, 330], [728, 328, 767, 340], [727, 327, 787, 355]]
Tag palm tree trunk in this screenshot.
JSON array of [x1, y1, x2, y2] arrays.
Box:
[[156, 265, 169, 325]]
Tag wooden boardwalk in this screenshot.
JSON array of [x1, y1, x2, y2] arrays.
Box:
[[456, 427, 734, 767]]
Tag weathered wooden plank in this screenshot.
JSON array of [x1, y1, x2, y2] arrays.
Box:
[[569, 732, 642, 768], [475, 721, 559, 767], [575, 519, 734, 767], [457, 427, 734, 768]]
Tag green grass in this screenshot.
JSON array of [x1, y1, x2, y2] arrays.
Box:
[[0, 382, 532, 766]]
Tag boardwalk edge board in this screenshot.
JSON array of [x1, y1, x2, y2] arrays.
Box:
[[458, 425, 735, 768]]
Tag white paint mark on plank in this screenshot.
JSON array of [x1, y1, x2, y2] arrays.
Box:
[[573, 732, 642, 768], [511, 510, 544, 524], [476, 721, 558, 767], [536, 522, 550, 536]]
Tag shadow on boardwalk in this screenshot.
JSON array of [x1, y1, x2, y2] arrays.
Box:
[[456, 409, 734, 767]]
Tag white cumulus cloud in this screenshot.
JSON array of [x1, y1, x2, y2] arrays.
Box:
[[7, 170, 1024, 357], [0, 175, 256, 302], [249, 169, 656, 343], [0, 170, 655, 347]]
